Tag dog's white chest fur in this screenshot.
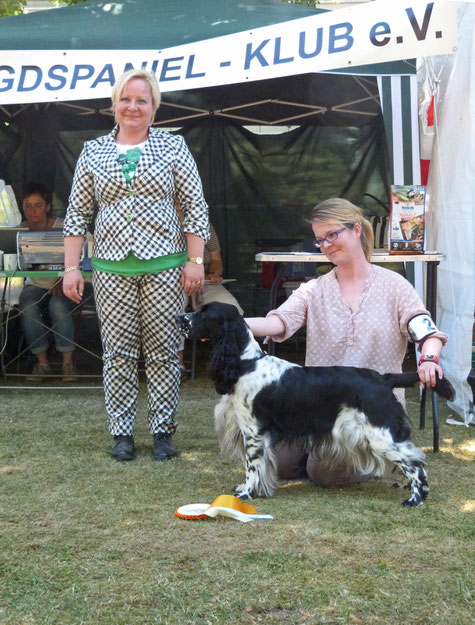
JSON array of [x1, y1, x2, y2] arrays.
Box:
[[232, 333, 297, 413]]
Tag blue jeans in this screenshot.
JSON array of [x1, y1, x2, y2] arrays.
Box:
[[19, 285, 76, 354]]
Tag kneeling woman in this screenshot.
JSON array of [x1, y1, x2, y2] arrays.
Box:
[[245, 198, 448, 487]]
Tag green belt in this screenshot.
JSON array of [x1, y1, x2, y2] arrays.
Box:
[[91, 251, 187, 276]]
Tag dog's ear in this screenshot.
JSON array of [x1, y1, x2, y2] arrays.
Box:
[[208, 320, 243, 395]]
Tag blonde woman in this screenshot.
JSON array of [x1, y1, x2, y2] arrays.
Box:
[[246, 198, 448, 486], [63, 69, 209, 462]]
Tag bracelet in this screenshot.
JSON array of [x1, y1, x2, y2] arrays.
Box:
[[418, 354, 439, 367], [63, 266, 81, 274]]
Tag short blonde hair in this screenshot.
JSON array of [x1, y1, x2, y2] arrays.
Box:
[[310, 198, 374, 262], [111, 69, 161, 125]]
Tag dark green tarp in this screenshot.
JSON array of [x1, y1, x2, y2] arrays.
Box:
[[0, 0, 327, 50]]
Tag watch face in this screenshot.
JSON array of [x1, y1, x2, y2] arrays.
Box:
[[196, 257, 203, 265]]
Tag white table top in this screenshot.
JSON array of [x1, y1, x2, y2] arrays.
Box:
[[255, 251, 445, 263]]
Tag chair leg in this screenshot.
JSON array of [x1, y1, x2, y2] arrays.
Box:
[[16, 329, 31, 374]]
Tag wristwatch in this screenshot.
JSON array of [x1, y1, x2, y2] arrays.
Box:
[[188, 257, 203, 265], [418, 354, 439, 367]]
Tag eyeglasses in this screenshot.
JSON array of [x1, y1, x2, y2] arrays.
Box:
[[313, 223, 354, 249]]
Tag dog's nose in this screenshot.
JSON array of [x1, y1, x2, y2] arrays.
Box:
[[175, 313, 191, 335]]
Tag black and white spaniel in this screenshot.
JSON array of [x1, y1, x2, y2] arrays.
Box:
[[176, 302, 455, 507]]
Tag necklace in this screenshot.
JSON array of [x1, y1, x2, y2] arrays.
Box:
[[117, 147, 142, 196]]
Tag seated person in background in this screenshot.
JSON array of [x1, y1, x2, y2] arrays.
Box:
[[190, 222, 244, 315], [18, 182, 77, 382], [176, 203, 243, 374]]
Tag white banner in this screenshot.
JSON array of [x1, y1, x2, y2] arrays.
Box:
[[0, 0, 457, 105]]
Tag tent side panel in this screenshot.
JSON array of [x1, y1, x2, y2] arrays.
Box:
[[378, 74, 420, 186]]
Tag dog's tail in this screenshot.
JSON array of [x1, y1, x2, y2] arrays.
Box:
[[383, 371, 455, 401]]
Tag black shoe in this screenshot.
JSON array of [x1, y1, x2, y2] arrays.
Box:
[[152, 433, 177, 461], [110, 435, 135, 461]]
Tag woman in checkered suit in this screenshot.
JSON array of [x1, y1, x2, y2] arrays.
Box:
[[63, 69, 209, 462]]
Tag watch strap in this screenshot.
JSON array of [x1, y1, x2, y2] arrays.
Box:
[[418, 354, 439, 367]]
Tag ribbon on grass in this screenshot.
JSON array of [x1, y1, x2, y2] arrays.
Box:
[[174, 494, 274, 522]]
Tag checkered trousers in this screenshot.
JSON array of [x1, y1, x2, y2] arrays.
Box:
[[92, 267, 185, 436]]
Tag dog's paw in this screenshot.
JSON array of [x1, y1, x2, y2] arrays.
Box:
[[392, 482, 411, 490], [237, 491, 252, 501], [234, 483, 253, 501], [401, 494, 424, 507]]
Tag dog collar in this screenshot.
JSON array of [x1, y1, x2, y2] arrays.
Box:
[[242, 351, 268, 366]]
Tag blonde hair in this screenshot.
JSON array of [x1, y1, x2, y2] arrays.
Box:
[[310, 198, 374, 262], [111, 69, 161, 125]]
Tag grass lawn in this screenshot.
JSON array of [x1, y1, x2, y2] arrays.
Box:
[[1, 367, 474, 625]]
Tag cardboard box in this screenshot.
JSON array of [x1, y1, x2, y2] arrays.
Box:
[[389, 185, 426, 253]]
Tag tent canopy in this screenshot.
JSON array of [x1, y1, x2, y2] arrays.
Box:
[[0, 0, 415, 73], [0, 0, 414, 124], [0, 0, 329, 50]]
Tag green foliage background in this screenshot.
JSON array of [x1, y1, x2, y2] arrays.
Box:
[[0, 0, 24, 17], [0, 0, 327, 19]]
